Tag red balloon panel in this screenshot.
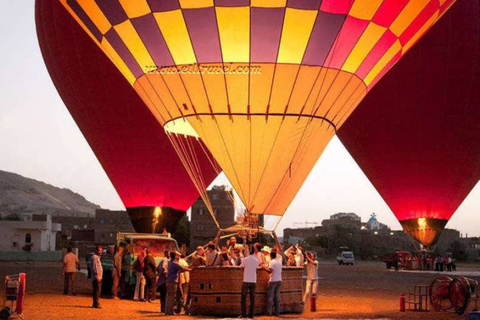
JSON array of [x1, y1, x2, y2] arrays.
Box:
[[338, 0, 480, 224], [35, 0, 217, 211]]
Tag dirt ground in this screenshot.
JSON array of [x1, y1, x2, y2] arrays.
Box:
[[0, 260, 479, 320]]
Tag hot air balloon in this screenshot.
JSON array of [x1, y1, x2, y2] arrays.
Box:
[[35, 0, 219, 233], [338, 0, 480, 248], [56, 0, 455, 225]]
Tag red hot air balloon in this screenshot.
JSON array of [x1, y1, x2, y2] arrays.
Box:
[[338, 0, 480, 248], [35, 0, 218, 233]]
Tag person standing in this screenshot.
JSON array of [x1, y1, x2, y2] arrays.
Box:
[[63, 247, 80, 296], [302, 252, 318, 305], [240, 246, 259, 318], [112, 246, 124, 299], [157, 250, 169, 313], [143, 249, 157, 303], [206, 243, 220, 266], [263, 251, 282, 316], [191, 246, 206, 267], [178, 254, 191, 313], [166, 251, 191, 315], [133, 250, 146, 301], [91, 245, 103, 309]]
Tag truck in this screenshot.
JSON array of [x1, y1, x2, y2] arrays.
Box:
[[381, 251, 411, 269], [336, 250, 355, 265], [86, 232, 179, 296]]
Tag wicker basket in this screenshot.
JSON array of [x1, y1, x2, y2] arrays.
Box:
[[190, 266, 304, 316]]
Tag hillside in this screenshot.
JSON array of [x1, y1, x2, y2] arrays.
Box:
[[0, 170, 100, 218]]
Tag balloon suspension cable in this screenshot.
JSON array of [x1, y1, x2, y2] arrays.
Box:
[[186, 132, 239, 219], [272, 213, 285, 232], [167, 132, 220, 229]]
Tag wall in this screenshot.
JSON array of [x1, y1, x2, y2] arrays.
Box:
[[0, 220, 60, 252]]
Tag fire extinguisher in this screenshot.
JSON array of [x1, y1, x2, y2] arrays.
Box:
[[310, 294, 316, 312], [400, 294, 405, 312]]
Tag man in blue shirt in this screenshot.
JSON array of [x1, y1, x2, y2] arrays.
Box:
[[165, 251, 191, 315]]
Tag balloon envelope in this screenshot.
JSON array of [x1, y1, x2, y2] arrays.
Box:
[[58, 0, 455, 216], [338, 0, 480, 247], [36, 0, 218, 231]]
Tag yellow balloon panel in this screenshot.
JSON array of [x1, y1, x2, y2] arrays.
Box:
[[60, 0, 457, 217], [188, 115, 335, 215]]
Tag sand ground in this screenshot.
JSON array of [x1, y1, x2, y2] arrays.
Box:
[[0, 260, 479, 319]]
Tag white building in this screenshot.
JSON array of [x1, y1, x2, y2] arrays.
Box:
[[0, 215, 61, 252]]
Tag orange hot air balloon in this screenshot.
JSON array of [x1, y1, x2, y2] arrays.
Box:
[[56, 0, 455, 220]]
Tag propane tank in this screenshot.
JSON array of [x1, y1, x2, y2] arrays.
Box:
[[310, 294, 316, 312], [400, 294, 405, 312]]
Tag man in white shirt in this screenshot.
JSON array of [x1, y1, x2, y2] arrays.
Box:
[[263, 251, 282, 316], [206, 243, 220, 266], [63, 247, 80, 295], [91, 245, 103, 309], [302, 252, 318, 304], [178, 254, 190, 313], [240, 246, 259, 318]]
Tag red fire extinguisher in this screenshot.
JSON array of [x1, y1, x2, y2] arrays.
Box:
[[400, 294, 405, 312], [310, 294, 316, 312]]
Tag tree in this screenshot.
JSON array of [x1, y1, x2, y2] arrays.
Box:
[[171, 215, 190, 249]]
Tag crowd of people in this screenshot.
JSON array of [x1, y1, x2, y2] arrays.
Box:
[[62, 236, 320, 317]]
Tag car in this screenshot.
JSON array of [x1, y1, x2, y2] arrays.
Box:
[[337, 251, 355, 265]]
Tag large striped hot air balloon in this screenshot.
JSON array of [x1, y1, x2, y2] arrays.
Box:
[[338, 0, 480, 248], [55, 0, 455, 222], [35, 0, 218, 233]]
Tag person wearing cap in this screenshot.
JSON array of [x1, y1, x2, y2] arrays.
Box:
[[262, 246, 272, 267], [262, 250, 282, 316]]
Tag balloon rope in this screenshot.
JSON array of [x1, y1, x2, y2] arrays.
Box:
[[196, 139, 237, 207], [167, 133, 220, 229]]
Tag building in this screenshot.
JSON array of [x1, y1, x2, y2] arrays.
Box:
[[321, 212, 363, 230], [366, 213, 388, 231], [283, 226, 324, 245], [91, 209, 135, 244], [190, 185, 235, 251], [0, 214, 60, 252]]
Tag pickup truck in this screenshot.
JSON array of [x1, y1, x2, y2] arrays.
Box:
[[86, 232, 179, 296], [119, 233, 179, 296], [337, 251, 355, 265], [381, 251, 411, 269]]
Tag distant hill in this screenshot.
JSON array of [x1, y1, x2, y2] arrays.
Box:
[[0, 170, 100, 218]]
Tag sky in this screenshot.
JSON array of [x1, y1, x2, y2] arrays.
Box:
[[1, 1, 480, 238]]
